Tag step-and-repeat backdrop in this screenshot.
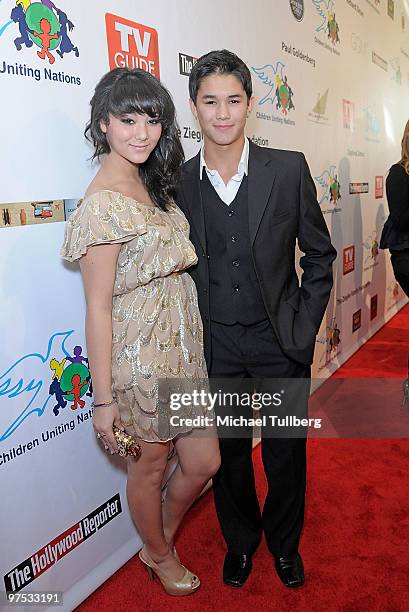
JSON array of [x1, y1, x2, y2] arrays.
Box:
[[1, 0, 408, 609]]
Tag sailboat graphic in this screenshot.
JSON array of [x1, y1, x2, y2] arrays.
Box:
[[312, 89, 328, 115]]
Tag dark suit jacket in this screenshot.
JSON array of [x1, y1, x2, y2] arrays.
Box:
[[380, 162, 409, 251], [177, 141, 337, 366]]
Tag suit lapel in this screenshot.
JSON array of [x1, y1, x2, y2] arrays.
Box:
[[182, 154, 207, 253], [248, 142, 277, 244], [183, 143, 276, 249]]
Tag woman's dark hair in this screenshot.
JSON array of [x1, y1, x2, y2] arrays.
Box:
[[189, 49, 252, 103], [400, 119, 409, 175], [85, 67, 184, 210]]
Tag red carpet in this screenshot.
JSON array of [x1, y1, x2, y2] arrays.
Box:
[[77, 305, 409, 612]]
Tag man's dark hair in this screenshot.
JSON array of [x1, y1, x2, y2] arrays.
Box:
[[85, 67, 184, 210], [189, 49, 252, 103]]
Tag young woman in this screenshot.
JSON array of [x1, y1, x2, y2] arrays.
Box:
[[380, 119, 409, 297], [61, 67, 220, 596]]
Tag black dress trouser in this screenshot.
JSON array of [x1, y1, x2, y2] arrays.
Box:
[[209, 318, 311, 558]]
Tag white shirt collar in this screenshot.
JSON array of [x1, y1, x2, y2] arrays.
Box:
[[199, 137, 249, 181]]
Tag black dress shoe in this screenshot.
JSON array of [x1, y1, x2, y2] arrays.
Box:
[[223, 552, 253, 587], [274, 552, 304, 588]]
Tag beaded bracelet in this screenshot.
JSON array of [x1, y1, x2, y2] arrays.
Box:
[[91, 398, 117, 408]]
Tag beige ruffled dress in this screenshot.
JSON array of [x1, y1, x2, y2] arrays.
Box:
[[61, 190, 208, 442]]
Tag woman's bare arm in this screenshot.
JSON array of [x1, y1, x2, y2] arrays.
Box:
[[79, 242, 122, 453]]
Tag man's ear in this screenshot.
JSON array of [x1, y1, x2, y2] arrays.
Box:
[[247, 95, 255, 116], [189, 98, 198, 120]]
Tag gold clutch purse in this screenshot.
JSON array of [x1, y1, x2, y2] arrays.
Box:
[[113, 426, 141, 458]]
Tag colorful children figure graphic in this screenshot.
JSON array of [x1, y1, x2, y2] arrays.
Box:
[[275, 75, 283, 112], [49, 376, 67, 416], [283, 76, 294, 111], [85, 371, 93, 397], [327, 12, 340, 45], [11, 3, 33, 51], [49, 356, 66, 380], [66, 345, 87, 364], [329, 323, 341, 353], [55, 9, 79, 58], [65, 346, 93, 395], [41, 2, 79, 58], [51, 350, 91, 416], [41, 0, 58, 10], [11, 1, 80, 63], [16, 1, 32, 10], [274, 74, 294, 116], [329, 175, 341, 206], [65, 373, 88, 410], [33, 17, 59, 64]]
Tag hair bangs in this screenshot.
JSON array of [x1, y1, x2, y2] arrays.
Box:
[[108, 74, 167, 122]]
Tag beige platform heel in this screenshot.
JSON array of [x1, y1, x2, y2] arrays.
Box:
[[139, 547, 200, 596]]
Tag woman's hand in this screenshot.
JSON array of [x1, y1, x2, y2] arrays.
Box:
[[93, 402, 123, 454]]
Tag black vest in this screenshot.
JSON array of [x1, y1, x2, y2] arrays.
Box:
[[201, 172, 268, 324]]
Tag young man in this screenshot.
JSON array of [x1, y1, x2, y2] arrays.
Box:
[[177, 50, 336, 588]]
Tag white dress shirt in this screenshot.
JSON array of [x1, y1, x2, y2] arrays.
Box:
[[199, 137, 249, 205]]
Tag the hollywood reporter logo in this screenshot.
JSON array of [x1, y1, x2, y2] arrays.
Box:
[[105, 14, 160, 77], [4, 494, 121, 593]]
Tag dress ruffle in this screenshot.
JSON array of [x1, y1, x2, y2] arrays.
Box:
[[61, 191, 148, 262]]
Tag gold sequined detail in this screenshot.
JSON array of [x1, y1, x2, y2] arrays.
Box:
[[61, 190, 207, 442]]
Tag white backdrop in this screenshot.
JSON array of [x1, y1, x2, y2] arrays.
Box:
[[1, 0, 408, 609]]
